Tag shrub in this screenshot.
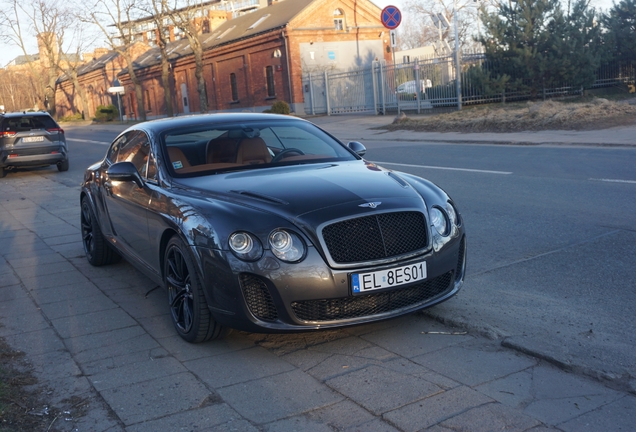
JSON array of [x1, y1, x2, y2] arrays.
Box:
[[94, 104, 119, 122], [59, 112, 84, 122], [264, 100, 290, 114]]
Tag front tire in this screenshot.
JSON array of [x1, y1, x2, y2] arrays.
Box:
[[81, 197, 120, 266], [164, 236, 225, 343]]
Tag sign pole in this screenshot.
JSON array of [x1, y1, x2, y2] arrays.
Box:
[[381, 6, 402, 116]]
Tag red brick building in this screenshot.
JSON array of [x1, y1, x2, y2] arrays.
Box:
[[55, 44, 150, 119], [118, 0, 390, 117]]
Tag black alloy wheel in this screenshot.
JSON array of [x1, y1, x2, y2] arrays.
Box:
[[164, 236, 225, 343], [57, 159, 69, 172], [80, 197, 119, 266]]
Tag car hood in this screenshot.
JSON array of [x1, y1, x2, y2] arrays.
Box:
[[172, 161, 428, 220]]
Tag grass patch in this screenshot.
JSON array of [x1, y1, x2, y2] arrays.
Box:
[[388, 96, 636, 133]]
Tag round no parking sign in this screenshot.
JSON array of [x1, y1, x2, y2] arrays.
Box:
[[381, 5, 402, 30]]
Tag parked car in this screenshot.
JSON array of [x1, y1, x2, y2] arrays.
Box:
[[397, 79, 433, 95], [80, 113, 466, 342], [0, 111, 69, 178]]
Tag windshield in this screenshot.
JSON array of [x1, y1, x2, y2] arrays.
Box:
[[162, 119, 357, 177]]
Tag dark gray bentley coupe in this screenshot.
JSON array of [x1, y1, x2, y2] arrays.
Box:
[[80, 113, 466, 342]]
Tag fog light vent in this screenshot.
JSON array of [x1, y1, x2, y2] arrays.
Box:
[[239, 274, 278, 322]]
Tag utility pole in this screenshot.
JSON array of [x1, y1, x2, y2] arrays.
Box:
[[454, 0, 462, 110]]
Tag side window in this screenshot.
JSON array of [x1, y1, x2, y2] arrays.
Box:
[[106, 134, 128, 162], [113, 130, 152, 176], [145, 150, 158, 181]]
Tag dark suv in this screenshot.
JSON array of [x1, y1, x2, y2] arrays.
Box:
[[0, 111, 69, 178]]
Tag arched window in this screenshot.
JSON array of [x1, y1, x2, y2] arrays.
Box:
[[333, 8, 345, 31]]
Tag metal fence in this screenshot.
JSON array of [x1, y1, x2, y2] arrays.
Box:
[[302, 55, 636, 116]]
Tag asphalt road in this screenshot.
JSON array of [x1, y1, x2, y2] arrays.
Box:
[[54, 123, 636, 389]]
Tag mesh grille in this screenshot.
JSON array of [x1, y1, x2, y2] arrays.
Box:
[[240, 274, 278, 322], [291, 271, 453, 322], [322, 212, 428, 264]]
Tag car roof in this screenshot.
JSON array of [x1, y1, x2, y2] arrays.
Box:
[[1, 111, 53, 118], [132, 113, 307, 135]]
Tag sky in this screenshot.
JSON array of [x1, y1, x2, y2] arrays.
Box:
[[3, 0, 621, 67]]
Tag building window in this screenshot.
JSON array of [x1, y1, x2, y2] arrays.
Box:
[[266, 66, 275, 97], [334, 8, 345, 31], [230, 73, 238, 101], [145, 90, 151, 112]]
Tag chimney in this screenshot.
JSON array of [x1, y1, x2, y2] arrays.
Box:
[[92, 48, 110, 60]]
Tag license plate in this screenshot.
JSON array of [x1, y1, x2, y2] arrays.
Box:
[[23, 136, 44, 143], [352, 261, 427, 294]]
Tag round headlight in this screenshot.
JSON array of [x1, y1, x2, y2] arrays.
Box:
[[229, 232, 262, 261], [229, 232, 252, 252], [430, 207, 449, 236], [269, 229, 305, 262]]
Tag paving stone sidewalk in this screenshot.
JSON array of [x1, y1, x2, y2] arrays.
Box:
[[1, 147, 635, 431]]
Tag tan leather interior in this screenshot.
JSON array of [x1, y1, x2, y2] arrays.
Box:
[[206, 138, 238, 164], [235, 137, 272, 165], [167, 147, 191, 169]]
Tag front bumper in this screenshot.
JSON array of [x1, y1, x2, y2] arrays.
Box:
[[196, 232, 466, 333]]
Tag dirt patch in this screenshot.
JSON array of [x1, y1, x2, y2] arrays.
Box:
[[387, 98, 636, 133], [0, 338, 90, 432]]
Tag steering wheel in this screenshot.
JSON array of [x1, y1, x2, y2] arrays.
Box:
[[271, 148, 305, 163]]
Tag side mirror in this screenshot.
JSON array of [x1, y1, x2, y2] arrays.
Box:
[[107, 161, 144, 188], [347, 141, 366, 157]]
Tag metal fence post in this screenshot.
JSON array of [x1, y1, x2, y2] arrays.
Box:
[[379, 62, 386, 115], [324, 70, 331, 116], [309, 73, 315, 115], [415, 62, 421, 114], [372, 62, 379, 115]]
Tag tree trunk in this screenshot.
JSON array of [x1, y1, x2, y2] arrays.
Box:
[[70, 71, 90, 119], [123, 52, 147, 121], [194, 49, 207, 113], [160, 53, 174, 117], [188, 36, 208, 113]]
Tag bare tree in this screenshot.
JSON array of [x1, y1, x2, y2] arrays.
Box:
[[0, 68, 39, 111], [403, 0, 495, 51], [0, 0, 70, 116], [84, 0, 148, 121], [397, 16, 439, 50], [57, 25, 96, 119], [137, 0, 175, 117], [164, 0, 209, 113]]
